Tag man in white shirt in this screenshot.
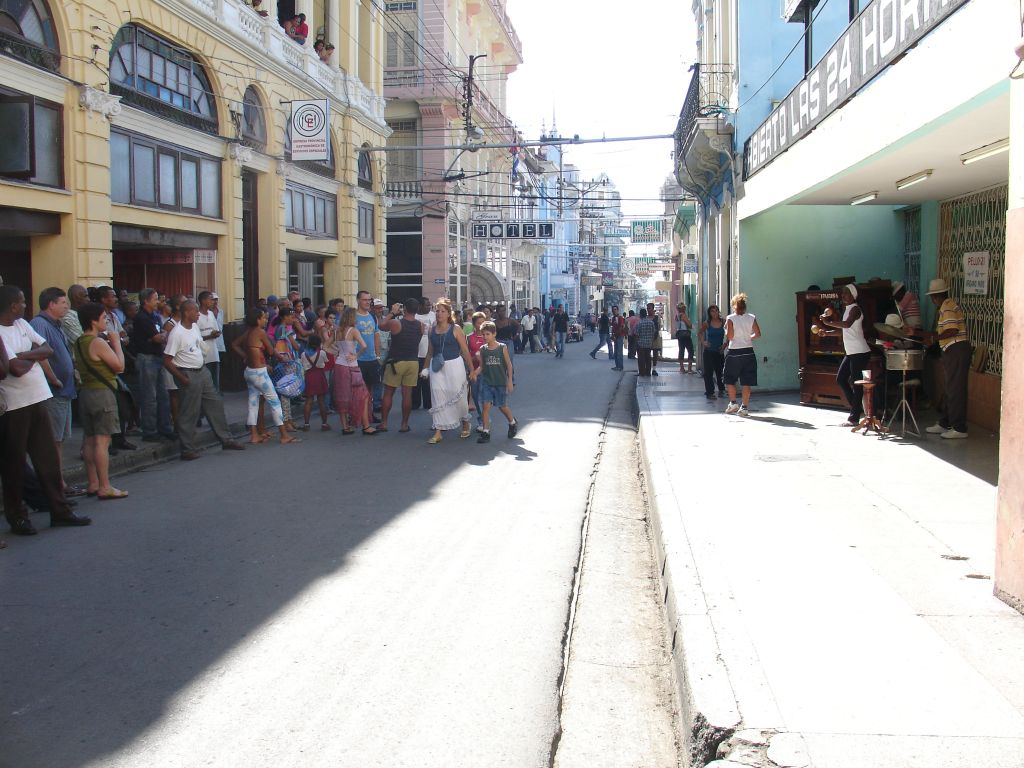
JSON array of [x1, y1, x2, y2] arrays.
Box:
[[196, 291, 223, 392], [163, 300, 245, 460], [521, 310, 537, 353], [0, 285, 90, 535], [413, 295, 436, 410]]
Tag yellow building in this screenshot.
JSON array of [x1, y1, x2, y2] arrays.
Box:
[[0, 0, 389, 318]]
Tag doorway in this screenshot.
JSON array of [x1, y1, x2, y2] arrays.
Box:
[[242, 171, 259, 309], [288, 253, 325, 308]]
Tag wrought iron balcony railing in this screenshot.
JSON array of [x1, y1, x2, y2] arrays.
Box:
[[675, 63, 734, 146]]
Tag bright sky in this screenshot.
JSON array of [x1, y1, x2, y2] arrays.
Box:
[[504, 0, 695, 222]]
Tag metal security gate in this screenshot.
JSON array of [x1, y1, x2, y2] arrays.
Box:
[[938, 185, 1007, 376], [903, 206, 921, 299]]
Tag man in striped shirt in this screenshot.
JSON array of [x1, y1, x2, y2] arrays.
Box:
[[923, 278, 970, 439]]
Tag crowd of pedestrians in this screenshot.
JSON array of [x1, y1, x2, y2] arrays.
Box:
[[0, 286, 530, 542]]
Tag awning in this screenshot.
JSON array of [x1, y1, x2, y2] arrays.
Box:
[[469, 262, 508, 305], [674, 202, 697, 236]]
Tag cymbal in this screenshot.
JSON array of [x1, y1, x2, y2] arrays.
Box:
[[874, 322, 907, 338]]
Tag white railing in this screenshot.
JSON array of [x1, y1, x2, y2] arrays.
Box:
[[158, 0, 384, 124]]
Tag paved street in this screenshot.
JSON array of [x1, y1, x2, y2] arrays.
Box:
[[0, 337, 681, 768]]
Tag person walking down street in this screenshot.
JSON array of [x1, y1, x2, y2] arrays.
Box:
[[271, 305, 301, 432], [675, 302, 695, 374], [72, 302, 128, 500], [542, 308, 553, 353], [163, 300, 246, 461], [818, 284, 871, 427], [635, 309, 656, 377], [300, 335, 331, 431], [698, 305, 727, 399], [647, 303, 663, 376], [130, 288, 175, 443], [610, 305, 626, 371], [552, 306, 569, 358], [921, 278, 971, 439], [421, 298, 473, 444], [521, 309, 537, 353], [378, 299, 425, 433], [0, 285, 91, 535], [465, 311, 487, 427], [723, 293, 762, 417], [590, 309, 612, 360], [470, 321, 517, 443], [230, 307, 298, 445], [413, 296, 435, 410]]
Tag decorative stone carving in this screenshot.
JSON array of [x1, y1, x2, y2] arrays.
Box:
[[78, 86, 122, 119], [229, 142, 254, 164], [708, 133, 732, 154]]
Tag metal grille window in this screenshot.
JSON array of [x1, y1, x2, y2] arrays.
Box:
[[385, 120, 418, 183], [357, 202, 374, 243], [902, 206, 921, 299], [937, 185, 1007, 376], [110, 129, 220, 217], [384, 2, 417, 68], [285, 182, 337, 238], [109, 26, 217, 132]]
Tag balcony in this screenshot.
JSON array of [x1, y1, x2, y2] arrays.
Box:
[[674, 63, 735, 204], [385, 180, 423, 199], [167, 0, 384, 123]]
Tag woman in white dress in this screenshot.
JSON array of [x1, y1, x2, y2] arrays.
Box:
[[421, 298, 473, 444]]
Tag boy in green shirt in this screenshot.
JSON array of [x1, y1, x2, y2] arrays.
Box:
[[470, 322, 517, 443]]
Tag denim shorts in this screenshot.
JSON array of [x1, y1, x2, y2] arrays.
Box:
[[43, 395, 72, 442], [478, 381, 508, 408]]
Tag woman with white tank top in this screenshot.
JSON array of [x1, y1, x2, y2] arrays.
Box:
[[723, 293, 762, 417], [817, 284, 871, 427]]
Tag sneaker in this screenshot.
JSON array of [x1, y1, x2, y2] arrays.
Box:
[[941, 428, 968, 440], [507, 420, 518, 439], [725, 402, 740, 415], [589, 351, 597, 359], [926, 423, 947, 434], [738, 405, 750, 418], [477, 431, 491, 443]]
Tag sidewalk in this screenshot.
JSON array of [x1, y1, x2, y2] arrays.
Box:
[[636, 346, 1024, 767], [60, 390, 251, 486]]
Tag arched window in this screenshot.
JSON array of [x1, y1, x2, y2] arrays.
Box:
[[357, 149, 373, 190], [240, 86, 266, 149], [0, 0, 60, 70], [109, 25, 217, 134]]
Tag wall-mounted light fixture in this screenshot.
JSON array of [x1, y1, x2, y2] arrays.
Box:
[[960, 138, 1009, 165], [895, 169, 933, 190], [850, 191, 878, 206]]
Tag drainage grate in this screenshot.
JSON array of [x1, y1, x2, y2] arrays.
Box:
[[754, 454, 815, 463], [941, 554, 969, 561], [965, 574, 991, 580]]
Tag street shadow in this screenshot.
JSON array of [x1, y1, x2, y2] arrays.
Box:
[[0, 336, 623, 767], [743, 414, 817, 430]]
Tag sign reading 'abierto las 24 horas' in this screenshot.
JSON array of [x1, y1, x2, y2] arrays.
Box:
[[744, 0, 969, 179]]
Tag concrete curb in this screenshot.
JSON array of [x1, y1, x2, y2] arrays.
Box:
[[61, 421, 249, 486], [636, 387, 742, 766]]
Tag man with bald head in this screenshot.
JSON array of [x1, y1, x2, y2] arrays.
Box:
[[60, 284, 89, 345], [163, 300, 245, 460]]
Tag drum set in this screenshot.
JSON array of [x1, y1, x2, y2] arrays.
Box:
[[873, 321, 926, 437]]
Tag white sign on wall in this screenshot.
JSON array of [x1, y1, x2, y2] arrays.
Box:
[[963, 251, 989, 296], [290, 100, 330, 161]]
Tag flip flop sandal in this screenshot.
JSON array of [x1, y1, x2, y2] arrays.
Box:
[[97, 490, 129, 501], [398, 426, 411, 433]]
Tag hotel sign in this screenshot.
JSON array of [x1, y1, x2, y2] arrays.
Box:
[[744, 0, 969, 179]]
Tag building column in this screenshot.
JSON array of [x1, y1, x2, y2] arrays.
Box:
[[995, 59, 1024, 613], [419, 102, 449, 297]]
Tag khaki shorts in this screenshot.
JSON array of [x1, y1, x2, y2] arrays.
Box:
[[382, 359, 419, 388], [78, 388, 120, 437]]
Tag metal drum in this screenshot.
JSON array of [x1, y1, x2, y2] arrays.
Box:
[[885, 349, 925, 371]]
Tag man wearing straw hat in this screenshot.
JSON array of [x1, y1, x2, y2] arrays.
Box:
[[921, 278, 970, 439]]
